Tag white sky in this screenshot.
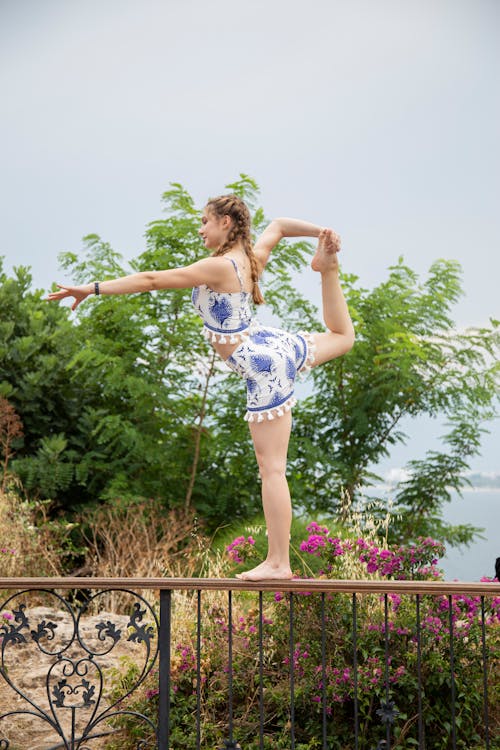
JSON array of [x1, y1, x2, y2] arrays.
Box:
[[0, 0, 499, 472]]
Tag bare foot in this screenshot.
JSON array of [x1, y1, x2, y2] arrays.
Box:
[[311, 228, 341, 273], [235, 561, 293, 581]]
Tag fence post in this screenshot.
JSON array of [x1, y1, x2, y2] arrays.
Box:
[[158, 589, 172, 750]]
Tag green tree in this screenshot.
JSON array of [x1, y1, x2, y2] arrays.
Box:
[[0, 261, 90, 503], [290, 258, 499, 545], [51, 175, 315, 522]]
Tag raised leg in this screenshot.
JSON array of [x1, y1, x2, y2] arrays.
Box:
[[309, 228, 355, 366], [236, 411, 294, 581]]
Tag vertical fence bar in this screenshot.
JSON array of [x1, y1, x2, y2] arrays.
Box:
[[259, 590, 264, 750], [227, 589, 234, 747], [196, 590, 202, 750], [448, 595, 457, 750], [159, 589, 172, 750], [352, 593, 359, 750], [480, 596, 490, 750], [383, 593, 391, 750], [321, 592, 327, 750], [416, 594, 425, 750], [289, 591, 295, 750]]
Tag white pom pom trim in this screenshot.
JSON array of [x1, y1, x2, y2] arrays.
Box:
[[244, 396, 297, 423], [201, 320, 260, 346]]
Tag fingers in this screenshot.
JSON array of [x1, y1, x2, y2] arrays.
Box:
[[46, 284, 78, 305], [46, 290, 69, 302]]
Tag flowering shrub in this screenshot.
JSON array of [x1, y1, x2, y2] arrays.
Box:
[[296, 521, 446, 580], [226, 535, 256, 564], [107, 523, 500, 749]]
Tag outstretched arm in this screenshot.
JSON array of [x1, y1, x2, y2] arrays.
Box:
[[253, 218, 324, 269], [46, 257, 233, 311]]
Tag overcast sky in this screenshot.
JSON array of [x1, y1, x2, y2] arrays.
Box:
[[1, 0, 498, 472]]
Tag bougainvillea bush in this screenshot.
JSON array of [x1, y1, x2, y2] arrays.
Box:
[[108, 523, 500, 749]]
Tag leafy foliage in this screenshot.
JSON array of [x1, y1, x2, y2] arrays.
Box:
[[0, 177, 498, 546], [0, 260, 88, 503], [3, 176, 313, 523], [291, 259, 499, 545]]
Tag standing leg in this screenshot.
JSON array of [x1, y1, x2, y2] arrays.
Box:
[[236, 412, 294, 581]]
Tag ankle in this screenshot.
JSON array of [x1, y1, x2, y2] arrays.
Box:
[[266, 557, 291, 570], [320, 268, 339, 280]]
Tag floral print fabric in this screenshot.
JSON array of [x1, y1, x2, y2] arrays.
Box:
[[225, 326, 314, 421], [191, 258, 253, 341]]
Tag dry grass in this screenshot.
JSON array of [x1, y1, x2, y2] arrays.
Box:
[[0, 490, 69, 580], [80, 499, 215, 611], [336, 486, 395, 579]]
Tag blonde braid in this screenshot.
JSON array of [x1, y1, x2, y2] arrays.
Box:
[[206, 194, 265, 305]]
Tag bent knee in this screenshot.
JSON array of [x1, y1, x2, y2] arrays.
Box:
[[341, 330, 355, 353], [328, 329, 355, 356], [313, 329, 355, 366]]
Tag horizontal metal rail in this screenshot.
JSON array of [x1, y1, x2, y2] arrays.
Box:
[[0, 578, 498, 749], [1, 576, 499, 594]]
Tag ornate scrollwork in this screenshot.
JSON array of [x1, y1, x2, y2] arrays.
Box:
[[0, 588, 159, 748], [0, 604, 30, 648], [128, 602, 156, 649], [95, 619, 121, 645]]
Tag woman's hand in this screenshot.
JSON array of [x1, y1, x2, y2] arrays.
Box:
[[46, 283, 93, 311]]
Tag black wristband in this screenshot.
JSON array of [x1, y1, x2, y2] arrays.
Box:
[[94, 282, 100, 296]]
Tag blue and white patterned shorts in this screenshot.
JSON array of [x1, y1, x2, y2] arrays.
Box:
[[224, 325, 315, 422]]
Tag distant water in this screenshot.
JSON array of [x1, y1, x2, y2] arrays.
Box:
[[440, 488, 499, 581]]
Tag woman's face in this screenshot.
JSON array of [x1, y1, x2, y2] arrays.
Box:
[[199, 209, 229, 250]]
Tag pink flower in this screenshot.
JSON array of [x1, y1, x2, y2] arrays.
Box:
[[306, 521, 330, 535], [226, 535, 257, 564]]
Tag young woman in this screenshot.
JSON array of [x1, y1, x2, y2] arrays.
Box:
[[48, 195, 354, 580]]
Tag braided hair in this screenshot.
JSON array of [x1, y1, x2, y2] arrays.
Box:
[[206, 194, 264, 305]]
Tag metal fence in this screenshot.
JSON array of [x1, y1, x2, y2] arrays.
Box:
[[0, 577, 498, 749]]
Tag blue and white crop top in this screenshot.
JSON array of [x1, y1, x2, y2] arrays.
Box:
[[191, 257, 256, 343]]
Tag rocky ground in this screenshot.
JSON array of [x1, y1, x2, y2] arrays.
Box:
[[0, 600, 158, 750]]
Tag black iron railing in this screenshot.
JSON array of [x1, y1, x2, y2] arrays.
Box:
[[0, 577, 498, 749]]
